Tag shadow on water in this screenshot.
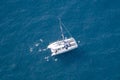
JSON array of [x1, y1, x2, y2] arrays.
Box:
[[53, 46, 85, 65]]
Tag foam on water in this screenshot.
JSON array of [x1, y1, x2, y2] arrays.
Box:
[[54, 58, 58, 62], [77, 40, 80, 44], [35, 43, 40, 47], [44, 56, 49, 61], [29, 47, 33, 52], [29, 38, 48, 53], [40, 39, 43, 42], [38, 49, 42, 52]]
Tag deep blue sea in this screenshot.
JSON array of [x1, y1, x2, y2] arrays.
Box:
[[0, 0, 120, 80]]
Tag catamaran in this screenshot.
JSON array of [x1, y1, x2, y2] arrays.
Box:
[[47, 18, 78, 56]]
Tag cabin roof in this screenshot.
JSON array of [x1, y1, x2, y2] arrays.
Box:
[[47, 37, 75, 49], [47, 40, 64, 49]]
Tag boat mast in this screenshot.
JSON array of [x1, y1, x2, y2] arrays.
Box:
[[59, 18, 65, 40]]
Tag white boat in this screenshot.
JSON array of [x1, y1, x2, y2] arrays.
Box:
[[47, 18, 78, 56]]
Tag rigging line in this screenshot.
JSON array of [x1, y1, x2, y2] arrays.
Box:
[[61, 21, 73, 37], [58, 18, 65, 40]]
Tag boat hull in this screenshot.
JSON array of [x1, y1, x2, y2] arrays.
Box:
[[47, 37, 78, 56]]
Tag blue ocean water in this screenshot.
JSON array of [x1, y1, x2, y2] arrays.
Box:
[[0, 0, 120, 80]]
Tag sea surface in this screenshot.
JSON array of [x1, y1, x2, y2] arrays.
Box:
[[0, 0, 120, 80]]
